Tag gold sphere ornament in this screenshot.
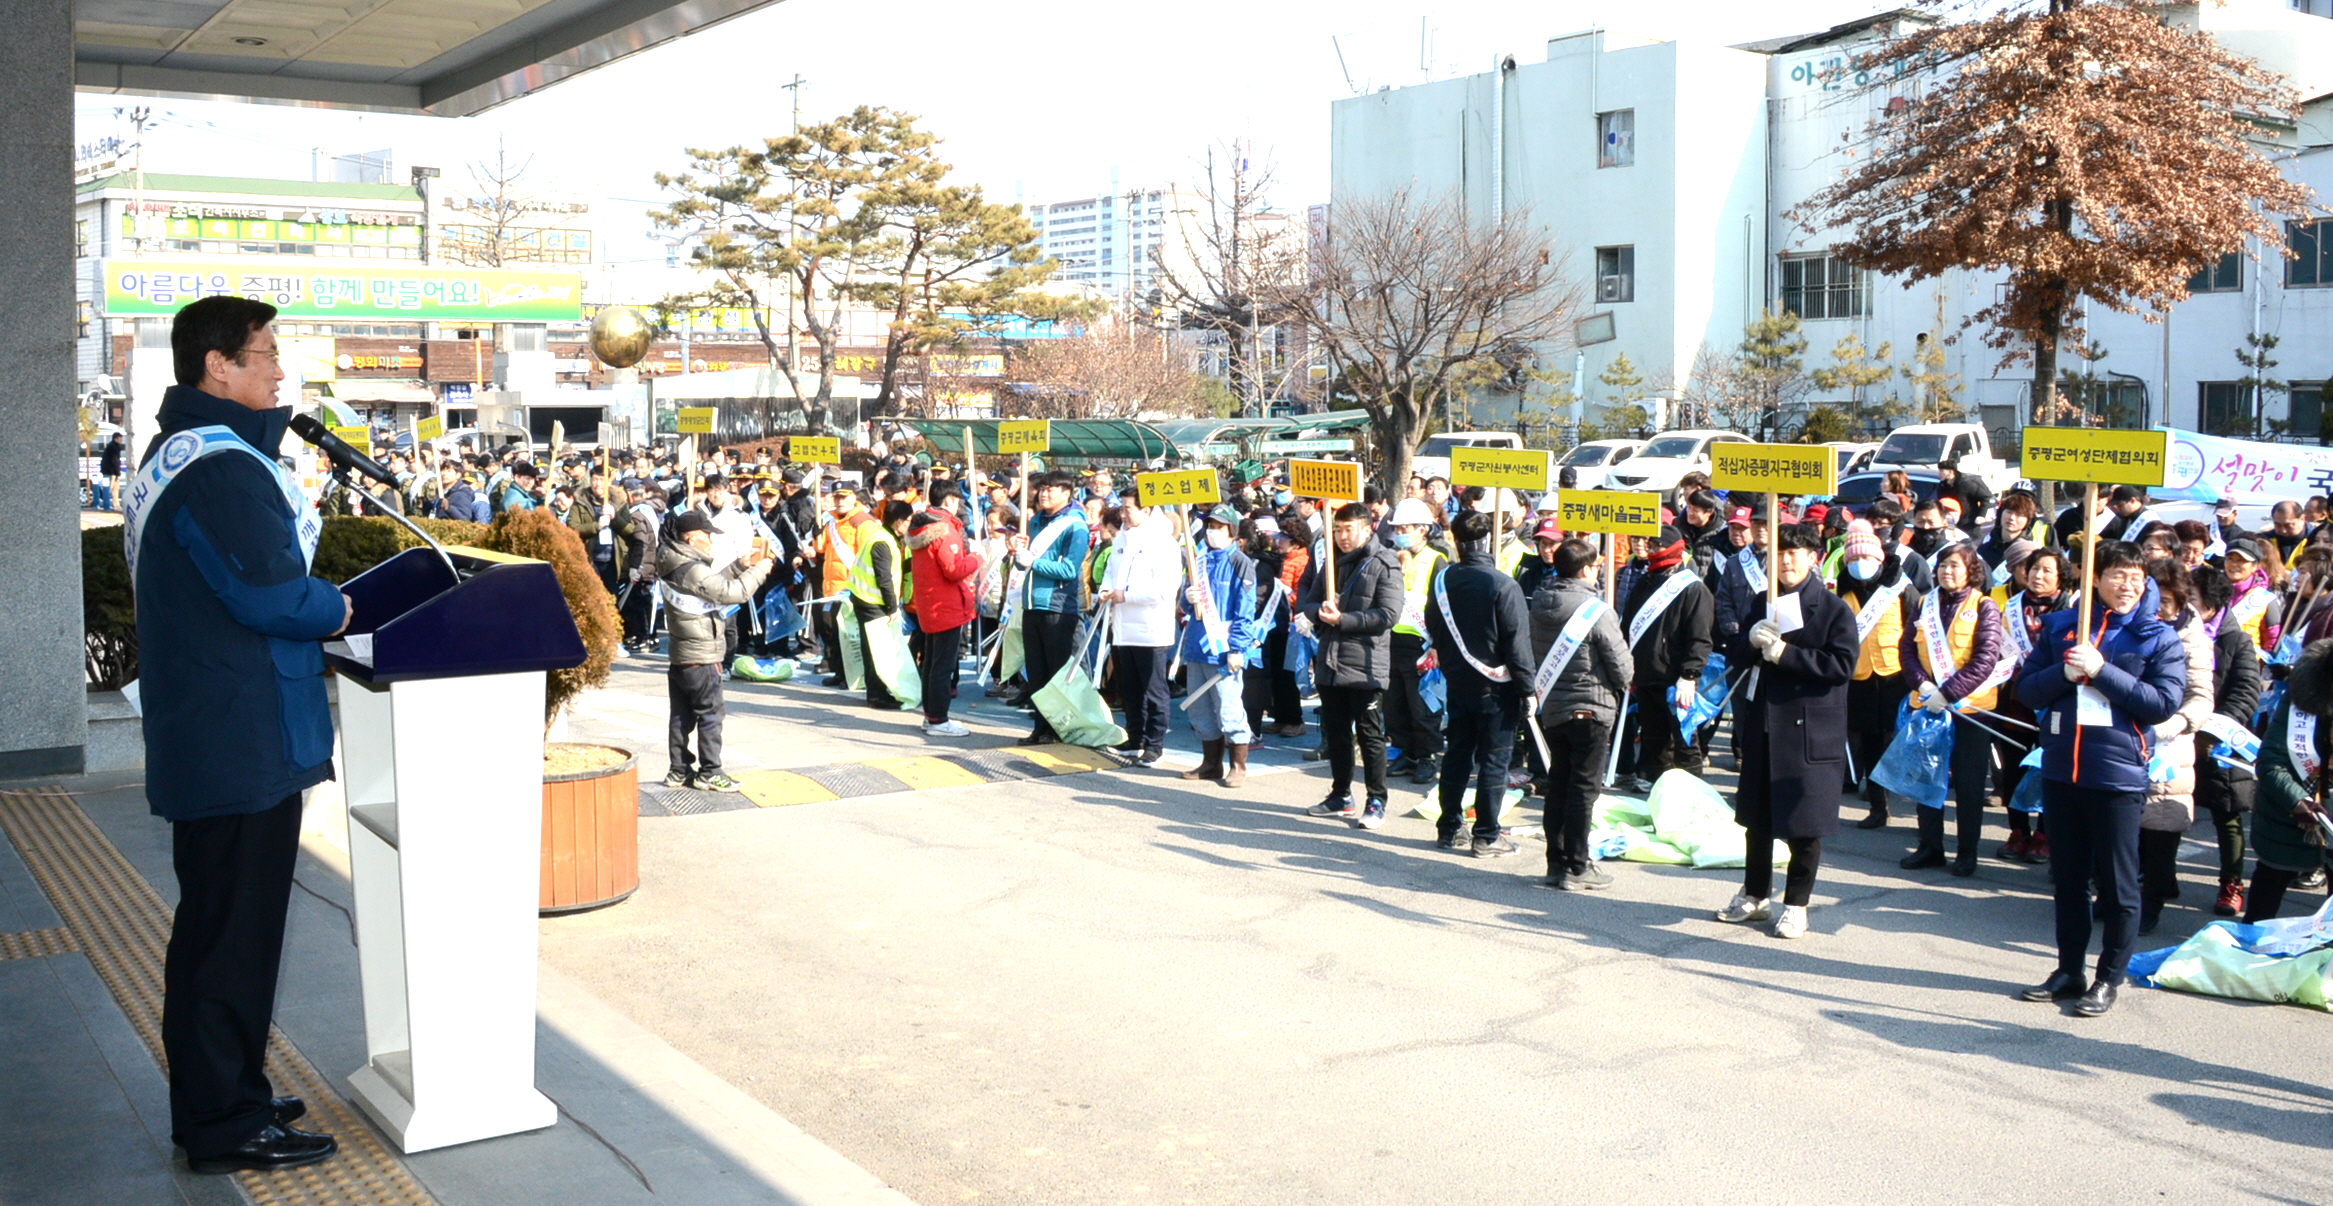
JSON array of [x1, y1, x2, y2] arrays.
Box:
[[589, 306, 654, 369]]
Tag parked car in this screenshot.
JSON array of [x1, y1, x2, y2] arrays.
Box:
[[1824, 441, 1878, 479], [1560, 438, 1646, 491], [1868, 423, 2021, 494], [1601, 429, 1756, 502], [1410, 430, 1526, 485]]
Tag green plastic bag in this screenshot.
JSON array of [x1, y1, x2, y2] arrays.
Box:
[[859, 611, 922, 710], [2149, 926, 2332, 1010], [1030, 661, 1125, 749], [730, 655, 794, 683]]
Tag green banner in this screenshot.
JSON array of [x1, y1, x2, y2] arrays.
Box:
[[101, 258, 583, 322]]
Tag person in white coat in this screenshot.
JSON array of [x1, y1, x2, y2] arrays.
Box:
[[1099, 490, 1184, 765]]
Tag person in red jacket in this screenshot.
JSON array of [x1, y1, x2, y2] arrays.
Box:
[[908, 488, 982, 736]]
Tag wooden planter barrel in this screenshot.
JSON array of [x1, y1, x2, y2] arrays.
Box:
[[540, 745, 639, 915]]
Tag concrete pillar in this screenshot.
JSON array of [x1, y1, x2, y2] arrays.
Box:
[[0, 0, 88, 775]]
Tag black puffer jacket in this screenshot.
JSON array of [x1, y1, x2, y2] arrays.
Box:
[[1422, 543, 1534, 700], [1622, 565, 1714, 691], [2196, 616, 2263, 813], [1296, 544, 1403, 690]]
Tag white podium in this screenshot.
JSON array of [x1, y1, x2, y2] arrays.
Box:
[[327, 546, 586, 1153]]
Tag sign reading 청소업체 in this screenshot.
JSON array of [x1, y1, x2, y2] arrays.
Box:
[[2019, 426, 2168, 487], [1288, 458, 1362, 501], [1710, 443, 1838, 495], [331, 425, 372, 455], [997, 420, 1051, 453], [674, 408, 717, 434], [100, 259, 583, 323], [788, 436, 841, 463], [1555, 490, 1663, 536], [1136, 469, 1221, 508], [414, 415, 444, 442], [1450, 446, 1552, 493]]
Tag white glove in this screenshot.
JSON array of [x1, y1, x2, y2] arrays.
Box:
[[1922, 686, 1949, 714], [1014, 550, 1033, 568], [1292, 613, 1316, 639], [2066, 642, 2105, 681], [1185, 585, 1208, 607], [1749, 619, 1783, 662], [1226, 653, 1246, 672]]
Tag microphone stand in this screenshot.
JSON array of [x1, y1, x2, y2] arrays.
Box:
[[333, 467, 460, 581]]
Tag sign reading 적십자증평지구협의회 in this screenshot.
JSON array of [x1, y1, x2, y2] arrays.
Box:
[[1555, 490, 1662, 536], [1710, 443, 1838, 496], [2019, 426, 2168, 487], [1450, 446, 1551, 493], [1135, 469, 1221, 508]]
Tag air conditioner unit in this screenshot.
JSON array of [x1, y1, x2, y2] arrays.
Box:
[[1597, 277, 1626, 303]]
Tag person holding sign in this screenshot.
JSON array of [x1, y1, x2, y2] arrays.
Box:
[[1714, 523, 1857, 940], [1296, 503, 1405, 826], [2012, 540, 2188, 1017], [1423, 511, 1537, 858], [1177, 506, 1261, 787], [1528, 538, 1633, 889]]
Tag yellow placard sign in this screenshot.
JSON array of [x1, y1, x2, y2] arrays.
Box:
[[1555, 490, 1663, 537], [1136, 468, 1221, 508], [1289, 458, 1362, 501], [675, 407, 717, 434], [789, 435, 841, 463], [2019, 426, 2167, 487], [1710, 443, 1838, 495], [997, 419, 1051, 453], [331, 425, 372, 455], [414, 414, 444, 442], [1451, 446, 1552, 493]]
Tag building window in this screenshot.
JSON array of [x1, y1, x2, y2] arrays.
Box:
[[1597, 109, 1634, 168], [76, 219, 89, 258], [2289, 219, 2333, 287], [2188, 252, 2241, 293], [1780, 253, 1868, 319], [2199, 381, 2251, 434], [1595, 245, 1634, 303], [2292, 384, 2327, 442], [76, 300, 91, 339]]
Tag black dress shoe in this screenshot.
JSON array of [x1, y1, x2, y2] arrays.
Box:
[[2073, 978, 2118, 1017], [1855, 809, 1889, 830], [2019, 969, 2088, 1002], [1949, 854, 1977, 878], [187, 1123, 337, 1175], [1899, 846, 1946, 870], [272, 1095, 305, 1126]]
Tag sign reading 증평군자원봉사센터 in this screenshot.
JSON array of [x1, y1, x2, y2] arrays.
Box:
[[1450, 446, 1552, 493]]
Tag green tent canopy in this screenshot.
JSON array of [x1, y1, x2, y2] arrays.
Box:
[[903, 418, 1185, 463]]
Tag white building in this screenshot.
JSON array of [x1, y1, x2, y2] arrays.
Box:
[[1330, 0, 2333, 442]]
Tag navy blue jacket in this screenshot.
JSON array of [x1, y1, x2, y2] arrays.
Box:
[[136, 387, 345, 821], [2014, 594, 2187, 795]]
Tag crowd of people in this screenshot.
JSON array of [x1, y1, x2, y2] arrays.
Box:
[[338, 430, 2333, 1018]]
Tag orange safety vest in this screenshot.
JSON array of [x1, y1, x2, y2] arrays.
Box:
[[821, 509, 875, 595], [1914, 589, 2001, 712]]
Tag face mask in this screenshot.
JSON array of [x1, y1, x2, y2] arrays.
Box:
[[1393, 532, 1418, 550], [1205, 529, 1232, 550], [1910, 528, 1943, 556], [1275, 491, 1293, 507], [1847, 559, 1879, 581]]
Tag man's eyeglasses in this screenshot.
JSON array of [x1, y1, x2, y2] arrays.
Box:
[[237, 347, 282, 363]]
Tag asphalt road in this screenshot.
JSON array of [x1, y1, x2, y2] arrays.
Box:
[[547, 670, 2332, 1205]]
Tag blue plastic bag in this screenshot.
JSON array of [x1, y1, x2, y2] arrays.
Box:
[[1419, 665, 1447, 713], [1673, 651, 1728, 741], [759, 588, 807, 642], [2009, 763, 2044, 814], [1871, 700, 1954, 810]]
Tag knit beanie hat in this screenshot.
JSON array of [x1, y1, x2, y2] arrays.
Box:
[[1843, 519, 1883, 563]]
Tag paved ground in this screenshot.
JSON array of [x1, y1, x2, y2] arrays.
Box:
[[545, 662, 2333, 1206]]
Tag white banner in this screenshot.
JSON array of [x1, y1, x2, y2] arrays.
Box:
[[2157, 426, 2333, 507]]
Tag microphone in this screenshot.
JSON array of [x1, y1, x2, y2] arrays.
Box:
[[289, 414, 398, 487]]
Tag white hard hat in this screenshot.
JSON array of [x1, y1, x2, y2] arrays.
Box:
[[1390, 498, 1437, 526], [1534, 492, 1560, 513]]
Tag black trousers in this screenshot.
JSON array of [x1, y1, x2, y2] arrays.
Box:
[[854, 603, 903, 709], [1319, 685, 1388, 800], [1022, 609, 1081, 739], [1741, 810, 1822, 907], [1543, 713, 1612, 877], [1438, 689, 1518, 838], [1848, 672, 1909, 800], [2041, 779, 2143, 983], [164, 792, 304, 1158], [619, 578, 656, 644], [1918, 713, 1994, 854], [1385, 633, 1443, 759], [816, 598, 844, 676], [1635, 682, 1704, 781], [668, 662, 726, 775], [1243, 626, 1302, 730], [920, 623, 963, 722], [1113, 645, 1173, 752]]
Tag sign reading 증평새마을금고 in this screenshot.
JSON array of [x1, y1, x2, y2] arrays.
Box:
[[100, 259, 584, 323], [1554, 490, 1662, 536]]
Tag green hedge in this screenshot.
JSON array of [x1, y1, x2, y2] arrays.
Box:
[[312, 515, 490, 584]]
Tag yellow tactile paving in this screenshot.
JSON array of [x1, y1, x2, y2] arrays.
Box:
[[0, 926, 76, 960], [0, 787, 434, 1205], [1012, 745, 1118, 774], [737, 770, 842, 808], [863, 756, 990, 792]]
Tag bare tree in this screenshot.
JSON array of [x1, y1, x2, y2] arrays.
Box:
[[1676, 342, 1747, 432], [438, 137, 571, 268], [1009, 321, 1208, 419], [1262, 189, 1583, 497], [1152, 146, 1304, 416]]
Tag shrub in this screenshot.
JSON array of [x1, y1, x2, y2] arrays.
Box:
[[475, 509, 621, 728], [312, 515, 489, 584], [83, 527, 136, 690]]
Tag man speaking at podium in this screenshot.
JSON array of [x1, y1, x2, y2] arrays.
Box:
[[129, 296, 350, 1175]]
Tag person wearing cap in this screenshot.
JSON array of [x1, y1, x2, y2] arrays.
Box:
[[1529, 537, 1632, 889], [1515, 516, 1567, 597], [842, 500, 919, 711], [1010, 471, 1093, 743], [2210, 495, 2248, 548], [1709, 504, 1768, 665], [2223, 537, 2284, 655], [657, 510, 777, 793], [1935, 458, 1994, 533], [1622, 524, 1715, 787], [1243, 514, 1310, 740], [1423, 511, 1537, 857], [1177, 504, 1261, 785], [1715, 522, 1859, 939], [1838, 519, 1916, 829], [816, 483, 879, 685], [905, 484, 980, 735], [497, 462, 540, 515], [1299, 503, 1406, 825], [613, 477, 666, 654], [2097, 485, 2163, 543], [1382, 497, 1448, 783]]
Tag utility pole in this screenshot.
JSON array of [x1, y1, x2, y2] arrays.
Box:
[[128, 107, 151, 253], [780, 73, 806, 385]]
